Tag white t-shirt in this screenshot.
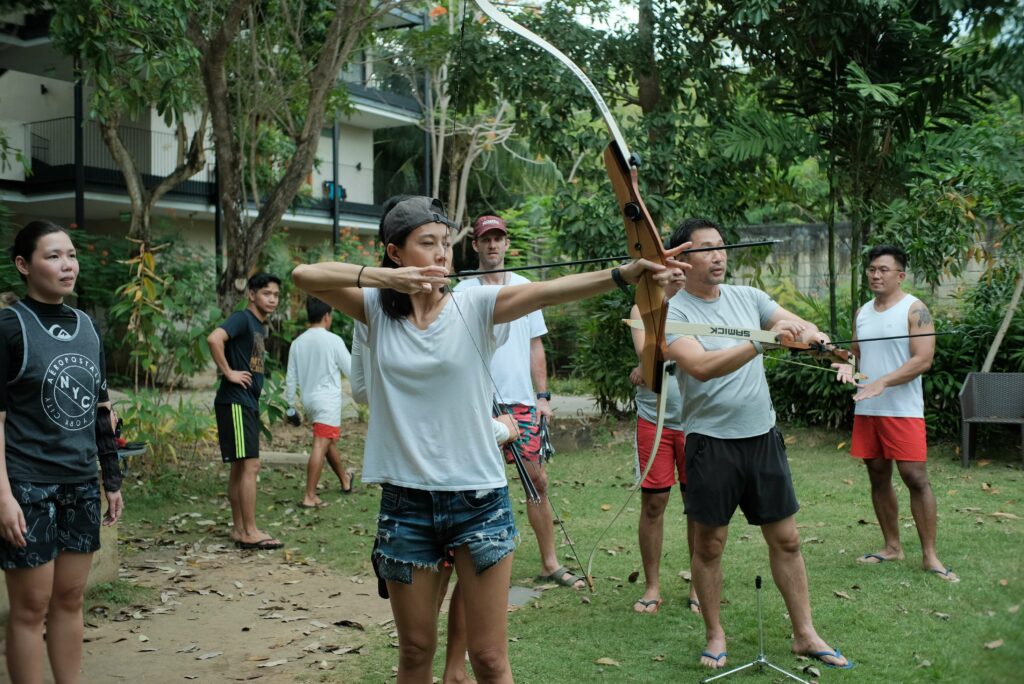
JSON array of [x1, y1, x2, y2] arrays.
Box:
[[360, 287, 510, 491], [350, 321, 369, 405], [854, 293, 924, 418], [353, 319, 511, 443], [285, 327, 351, 426], [454, 273, 547, 406]]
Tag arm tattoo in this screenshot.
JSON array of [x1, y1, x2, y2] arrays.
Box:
[[913, 305, 933, 328]]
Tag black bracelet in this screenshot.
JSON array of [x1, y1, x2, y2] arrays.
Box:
[[356, 265, 366, 288], [610, 267, 631, 294]]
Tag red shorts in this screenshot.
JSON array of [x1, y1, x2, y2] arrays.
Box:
[[312, 422, 340, 440], [851, 415, 927, 462], [498, 404, 542, 464], [635, 416, 686, 491]]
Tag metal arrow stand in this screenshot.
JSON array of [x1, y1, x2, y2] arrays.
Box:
[[701, 576, 810, 684]]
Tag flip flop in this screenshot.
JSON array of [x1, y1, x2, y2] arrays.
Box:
[[803, 648, 854, 669], [700, 651, 728, 666], [633, 597, 663, 614], [236, 538, 283, 550], [341, 468, 356, 494], [857, 553, 897, 564], [928, 567, 960, 583], [297, 501, 330, 509], [535, 565, 585, 589]]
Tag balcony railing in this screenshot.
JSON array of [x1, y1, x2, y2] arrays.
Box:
[[26, 117, 215, 200], [15, 117, 384, 223]]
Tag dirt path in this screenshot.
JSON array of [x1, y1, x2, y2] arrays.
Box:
[[79, 542, 394, 683]]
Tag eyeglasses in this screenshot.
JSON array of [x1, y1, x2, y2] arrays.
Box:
[[867, 267, 903, 275]]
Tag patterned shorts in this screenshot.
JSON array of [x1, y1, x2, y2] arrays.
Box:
[[0, 480, 102, 570]]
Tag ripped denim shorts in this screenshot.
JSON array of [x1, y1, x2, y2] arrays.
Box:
[[373, 483, 518, 585]]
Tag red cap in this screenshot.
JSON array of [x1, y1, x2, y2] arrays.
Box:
[[472, 215, 507, 238]]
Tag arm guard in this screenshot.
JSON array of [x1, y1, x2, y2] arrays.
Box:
[[96, 406, 122, 492]]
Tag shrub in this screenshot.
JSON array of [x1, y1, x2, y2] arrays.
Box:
[[114, 390, 217, 468]]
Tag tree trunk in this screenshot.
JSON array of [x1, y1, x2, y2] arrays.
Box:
[[190, 0, 382, 314], [981, 269, 1024, 372]]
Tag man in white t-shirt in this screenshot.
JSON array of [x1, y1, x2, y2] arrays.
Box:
[[453, 215, 584, 589], [835, 245, 958, 583], [285, 297, 353, 508]]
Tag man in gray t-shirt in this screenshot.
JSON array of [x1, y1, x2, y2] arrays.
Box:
[[665, 219, 852, 671]]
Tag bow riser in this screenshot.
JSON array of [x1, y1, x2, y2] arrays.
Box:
[[604, 144, 669, 393]]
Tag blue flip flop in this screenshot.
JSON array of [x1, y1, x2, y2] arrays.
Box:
[[857, 553, 896, 564], [805, 648, 854, 669], [929, 567, 960, 583], [701, 651, 728, 665]]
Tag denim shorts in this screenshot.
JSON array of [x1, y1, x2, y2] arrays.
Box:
[[373, 484, 518, 585], [0, 480, 102, 570]]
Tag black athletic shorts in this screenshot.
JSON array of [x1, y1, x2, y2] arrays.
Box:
[[684, 428, 799, 527], [0, 480, 102, 569], [215, 403, 260, 462]]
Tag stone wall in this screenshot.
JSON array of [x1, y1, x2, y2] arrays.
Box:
[[729, 222, 988, 303]]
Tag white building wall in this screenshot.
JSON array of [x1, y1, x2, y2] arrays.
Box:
[[311, 124, 374, 204]]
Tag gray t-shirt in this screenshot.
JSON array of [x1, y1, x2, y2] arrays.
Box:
[[635, 376, 684, 430], [666, 285, 779, 439]]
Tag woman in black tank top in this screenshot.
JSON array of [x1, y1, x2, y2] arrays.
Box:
[[0, 220, 124, 683]]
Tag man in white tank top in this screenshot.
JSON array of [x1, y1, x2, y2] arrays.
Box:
[[837, 245, 958, 583]]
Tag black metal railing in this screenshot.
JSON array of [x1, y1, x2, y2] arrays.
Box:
[[27, 117, 215, 184]]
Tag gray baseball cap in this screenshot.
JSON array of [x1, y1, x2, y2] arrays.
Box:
[[379, 196, 457, 245]]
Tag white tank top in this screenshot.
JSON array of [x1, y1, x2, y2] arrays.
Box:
[[854, 293, 924, 418]]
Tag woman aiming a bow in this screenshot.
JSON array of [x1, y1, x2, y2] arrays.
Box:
[[292, 195, 688, 683]]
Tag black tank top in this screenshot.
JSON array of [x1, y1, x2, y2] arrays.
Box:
[[4, 301, 102, 483]]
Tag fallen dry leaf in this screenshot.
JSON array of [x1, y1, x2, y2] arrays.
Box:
[[992, 512, 1020, 520], [594, 657, 620, 666], [678, 570, 692, 582], [833, 591, 854, 601], [195, 651, 222, 660], [628, 570, 640, 583], [258, 659, 288, 668], [836, 441, 846, 450], [999, 579, 1009, 586], [600, 504, 611, 511], [842, 479, 854, 486], [985, 639, 1004, 650], [1008, 604, 1020, 614]]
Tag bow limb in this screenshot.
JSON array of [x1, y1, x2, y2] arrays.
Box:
[[474, 0, 669, 389], [473, 0, 632, 162], [584, 363, 672, 591]]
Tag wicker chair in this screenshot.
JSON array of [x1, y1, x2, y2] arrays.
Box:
[[958, 372, 1024, 467]]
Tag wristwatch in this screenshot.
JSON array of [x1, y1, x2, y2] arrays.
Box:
[[536, 392, 551, 400]]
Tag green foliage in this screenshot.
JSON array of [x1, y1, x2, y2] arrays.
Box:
[[50, 0, 203, 125], [571, 289, 635, 413], [107, 240, 218, 389], [114, 390, 216, 468]]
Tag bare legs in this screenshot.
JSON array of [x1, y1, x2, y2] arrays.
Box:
[[635, 489, 698, 613], [522, 460, 583, 588], [4, 551, 94, 684], [303, 435, 350, 506], [862, 458, 956, 580], [228, 459, 278, 545], [691, 517, 848, 669], [389, 552, 513, 684]]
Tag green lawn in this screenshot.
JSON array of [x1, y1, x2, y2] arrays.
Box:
[[116, 421, 1023, 683]]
